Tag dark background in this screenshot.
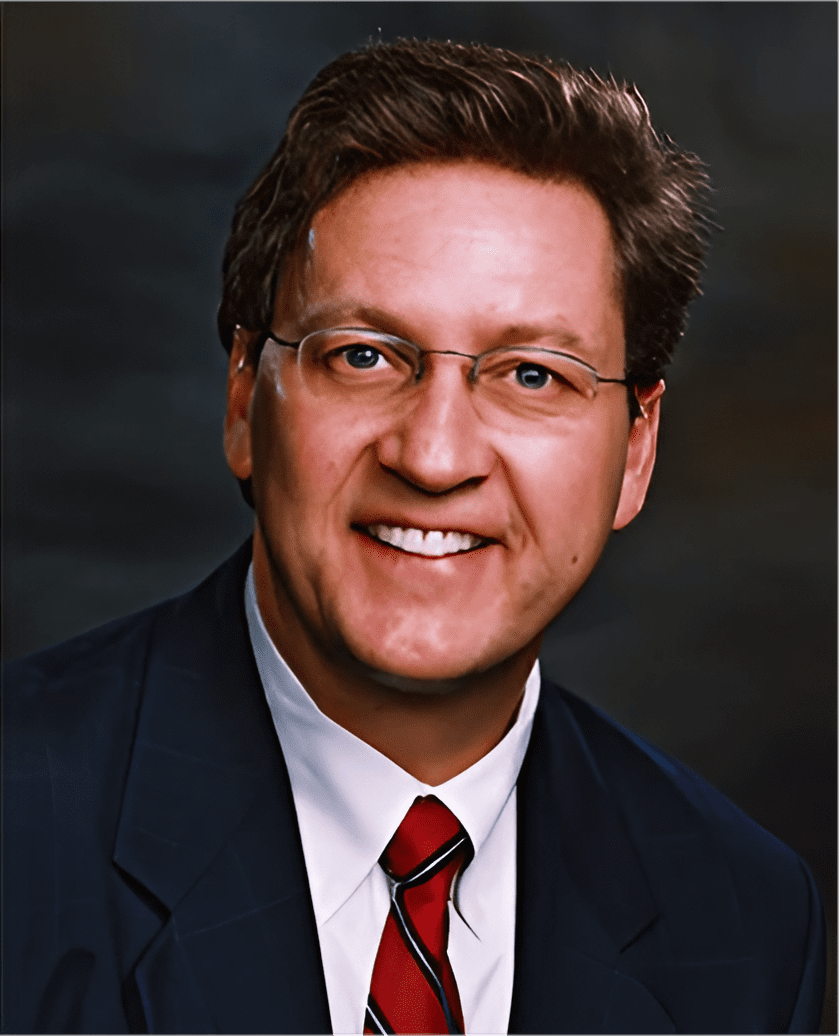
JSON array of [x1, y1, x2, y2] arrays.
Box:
[[4, 3, 836, 1028]]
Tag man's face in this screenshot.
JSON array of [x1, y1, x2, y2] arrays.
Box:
[[226, 163, 661, 687]]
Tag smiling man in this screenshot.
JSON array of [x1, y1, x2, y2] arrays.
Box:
[[227, 163, 656, 785], [5, 40, 825, 1035]]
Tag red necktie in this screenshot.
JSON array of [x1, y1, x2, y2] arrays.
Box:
[[364, 796, 473, 1035]]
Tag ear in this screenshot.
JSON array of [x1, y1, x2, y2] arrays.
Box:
[[223, 326, 257, 480], [612, 380, 666, 531]]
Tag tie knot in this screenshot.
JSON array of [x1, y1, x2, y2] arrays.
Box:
[[381, 796, 471, 882]]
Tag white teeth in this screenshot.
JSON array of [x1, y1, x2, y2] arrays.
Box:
[[425, 530, 444, 553], [373, 525, 399, 548], [369, 525, 483, 556], [404, 528, 424, 554]]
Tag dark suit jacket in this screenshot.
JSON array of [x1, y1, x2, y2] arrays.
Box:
[[4, 542, 825, 1034]]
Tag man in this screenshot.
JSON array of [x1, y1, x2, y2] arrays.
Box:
[[4, 39, 825, 1034]]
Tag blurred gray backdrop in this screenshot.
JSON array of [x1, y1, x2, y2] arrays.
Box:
[[4, 3, 836, 1028]]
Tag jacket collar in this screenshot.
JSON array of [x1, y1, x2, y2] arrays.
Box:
[[113, 540, 332, 1034]]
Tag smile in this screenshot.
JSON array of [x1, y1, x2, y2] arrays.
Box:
[[364, 525, 486, 557]]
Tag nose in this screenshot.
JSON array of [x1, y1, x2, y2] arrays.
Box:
[[374, 356, 495, 494]]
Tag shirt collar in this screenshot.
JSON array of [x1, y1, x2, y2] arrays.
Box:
[[245, 564, 540, 926]]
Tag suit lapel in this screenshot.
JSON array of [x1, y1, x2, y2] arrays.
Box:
[[509, 681, 675, 1034], [113, 542, 331, 1034]]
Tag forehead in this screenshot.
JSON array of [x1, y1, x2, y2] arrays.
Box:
[[278, 162, 623, 359]]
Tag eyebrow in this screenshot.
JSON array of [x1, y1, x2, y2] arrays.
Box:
[[294, 300, 589, 354]]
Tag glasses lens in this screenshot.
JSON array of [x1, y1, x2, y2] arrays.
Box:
[[291, 333, 604, 421], [476, 347, 598, 417], [299, 329, 418, 395]]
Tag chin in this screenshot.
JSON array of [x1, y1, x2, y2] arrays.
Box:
[[332, 608, 529, 693], [365, 667, 482, 697]]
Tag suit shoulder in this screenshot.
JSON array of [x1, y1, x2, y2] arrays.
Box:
[[5, 541, 251, 720], [536, 682, 826, 1031], [4, 606, 174, 820], [6, 605, 161, 727], [5, 541, 252, 768], [541, 681, 818, 901]]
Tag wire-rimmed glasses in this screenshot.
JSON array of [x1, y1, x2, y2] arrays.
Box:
[[260, 326, 629, 422]]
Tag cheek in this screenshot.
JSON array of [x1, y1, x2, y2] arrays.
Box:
[[511, 420, 629, 559], [574, 407, 632, 512], [249, 385, 375, 516], [248, 386, 296, 502]]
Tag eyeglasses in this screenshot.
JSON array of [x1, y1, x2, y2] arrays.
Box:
[[260, 327, 629, 423]]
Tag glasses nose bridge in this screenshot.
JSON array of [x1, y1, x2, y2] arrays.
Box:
[[401, 348, 489, 435], [416, 347, 482, 385]]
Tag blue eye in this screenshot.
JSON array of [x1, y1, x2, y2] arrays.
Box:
[[344, 346, 381, 369], [515, 364, 551, 389]]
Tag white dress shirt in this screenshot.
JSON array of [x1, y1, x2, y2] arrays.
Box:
[[245, 565, 540, 1035]]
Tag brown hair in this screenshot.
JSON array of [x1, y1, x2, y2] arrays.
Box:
[[218, 38, 711, 390]]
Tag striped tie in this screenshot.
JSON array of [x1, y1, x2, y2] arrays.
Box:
[[364, 796, 473, 1035]]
